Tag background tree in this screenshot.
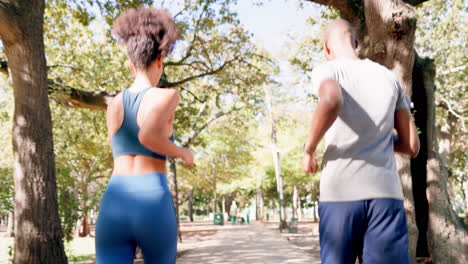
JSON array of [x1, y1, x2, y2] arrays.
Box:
[[0, 0, 68, 263], [415, 0, 467, 225]]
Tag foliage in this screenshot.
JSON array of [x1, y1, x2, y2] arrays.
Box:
[[0, 168, 13, 215], [0, 74, 13, 216], [39, 0, 274, 228], [178, 122, 257, 212]]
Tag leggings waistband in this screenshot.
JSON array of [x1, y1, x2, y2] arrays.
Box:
[[106, 172, 169, 193]]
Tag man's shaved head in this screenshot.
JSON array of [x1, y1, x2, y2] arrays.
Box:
[[322, 19, 359, 60]]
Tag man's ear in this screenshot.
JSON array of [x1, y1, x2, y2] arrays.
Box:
[[324, 40, 331, 58]]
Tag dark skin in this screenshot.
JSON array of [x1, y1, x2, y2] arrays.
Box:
[[303, 19, 419, 174]]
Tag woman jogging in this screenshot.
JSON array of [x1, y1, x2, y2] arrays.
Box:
[[95, 6, 194, 264]]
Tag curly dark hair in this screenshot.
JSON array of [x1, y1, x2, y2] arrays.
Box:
[[112, 6, 179, 70]]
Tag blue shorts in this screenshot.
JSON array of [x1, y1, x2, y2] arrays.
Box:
[[319, 198, 410, 264], [95, 172, 177, 264]]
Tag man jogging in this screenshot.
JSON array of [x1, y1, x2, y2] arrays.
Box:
[[302, 19, 420, 264]]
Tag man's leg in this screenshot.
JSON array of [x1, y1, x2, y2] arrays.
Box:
[[362, 198, 410, 264], [319, 201, 366, 264]]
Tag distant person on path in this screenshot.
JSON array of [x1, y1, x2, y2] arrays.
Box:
[[302, 19, 420, 264], [95, 7, 194, 264]]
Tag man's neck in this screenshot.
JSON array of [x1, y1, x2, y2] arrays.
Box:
[[331, 46, 360, 60]]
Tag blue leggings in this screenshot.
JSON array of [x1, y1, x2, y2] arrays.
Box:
[[319, 198, 410, 264], [95, 172, 177, 264]]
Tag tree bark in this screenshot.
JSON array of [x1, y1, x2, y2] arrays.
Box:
[[417, 55, 468, 264], [256, 187, 264, 221], [292, 184, 298, 219], [167, 158, 182, 243], [312, 202, 318, 223], [411, 53, 430, 258], [298, 195, 303, 220], [222, 195, 226, 219], [5, 211, 14, 237], [264, 86, 288, 230], [1, 1, 68, 263], [212, 163, 217, 213], [188, 190, 194, 222], [225, 194, 233, 219], [78, 215, 90, 237]]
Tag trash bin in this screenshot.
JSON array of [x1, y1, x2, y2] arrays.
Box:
[[288, 218, 298, 233], [246, 215, 250, 224], [214, 212, 224, 225], [231, 215, 237, 224]]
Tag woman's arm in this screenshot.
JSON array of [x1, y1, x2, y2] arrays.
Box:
[[138, 89, 194, 166]]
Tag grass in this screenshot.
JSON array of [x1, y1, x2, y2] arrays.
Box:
[[0, 237, 96, 264]]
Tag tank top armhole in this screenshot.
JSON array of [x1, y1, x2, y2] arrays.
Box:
[[111, 89, 128, 138], [134, 87, 153, 130]]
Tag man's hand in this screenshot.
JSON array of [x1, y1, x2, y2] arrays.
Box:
[[303, 151, 318, 174]]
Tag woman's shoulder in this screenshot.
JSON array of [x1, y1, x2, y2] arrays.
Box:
[[147, 87, 180, 101], [107, 91, 124, 111]]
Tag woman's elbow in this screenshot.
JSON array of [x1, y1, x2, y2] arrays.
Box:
[[138, 130, 152, 147]]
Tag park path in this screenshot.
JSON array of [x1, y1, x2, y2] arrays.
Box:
[[177, 223, 321, 264]]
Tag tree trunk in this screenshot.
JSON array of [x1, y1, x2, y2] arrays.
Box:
[[225, 194, 233, 218], [78, 214, 90, 237], [188, 189, 194, 222], [417, 55, 468, 264], [292, 184, 298, 219], [0, 1, 68, 263], [298, 196, 303, 220], [264, 86, 287, 230], [312, 201, 318, 223], [79, 174, 90, 237], [222, 195, 226, 219], [464, 181, 468, 226], [256, 187, 264, 221], [411, 54, 430, 259], [212, 164, 217, 213], [5, 211, 14, 237], [167, 158, 182, 243]]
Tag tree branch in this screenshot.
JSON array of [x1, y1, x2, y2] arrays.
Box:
[[181, 107, 239, 148], [402, 0, 430, 6], [0, 58, 7, 76], [165, 57, 240, 88], [305, 0, 350, 10], [1, 59, 115, 110], [49, 81, 116, 110], [179, 87, 206, 103], [0, 1, 20, 44], [1, 56, 239, 110], [439, 65, 466, 76], [164, 2, 210, 67]]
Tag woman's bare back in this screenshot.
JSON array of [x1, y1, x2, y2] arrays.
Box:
[[107, 87, 176, 175]]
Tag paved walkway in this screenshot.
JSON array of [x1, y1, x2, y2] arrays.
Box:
[[178, 223, 321, 264]]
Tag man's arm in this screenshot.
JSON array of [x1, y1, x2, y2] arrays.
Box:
[[303, 79, 343, 173], [394, 108, 420, 158]]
